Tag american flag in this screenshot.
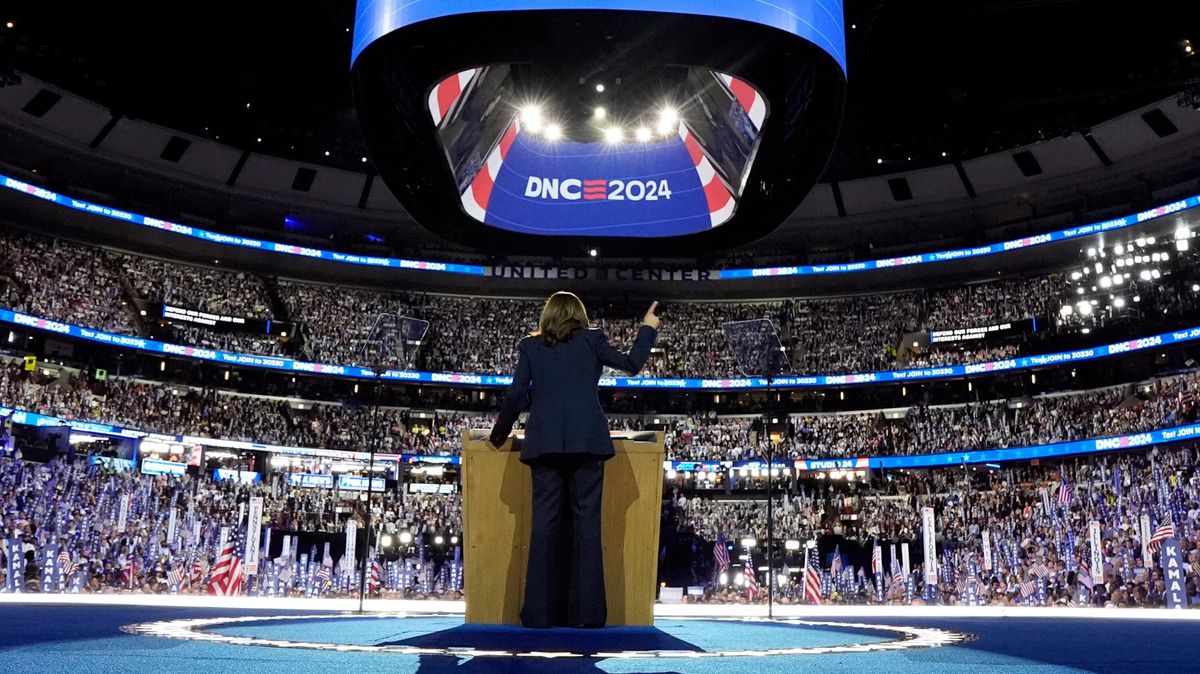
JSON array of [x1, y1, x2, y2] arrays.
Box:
[[368, 559, 383, 593], [744, 565, 758, 601], [890, 558, 904, 596], [803, 564, 822, 604], [1147, 522, 1176, 555], [1028, 561, 1050, 579], [191, 558, 209, 585], [57, 550, 76, 578], [830, 546, 843, 576], [1019, 581, 1035, 598], [871, 544, 882, 576], [168, 566, 186, 589], [315, 566, 332, 594], [1076, 563, 1094, 590], [208, 539, 244, 596], [121, 557, 136, 588], [1057, 480, 1073, 505], [713, 534, 730, 572], [278, 565, 294, 585]]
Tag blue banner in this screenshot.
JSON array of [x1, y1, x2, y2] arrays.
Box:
[[869, 423, 1200, 469], [1160, 537, 1189, 609], [337, 475, 387, 492], [212, 468, 261, 484], [4, 538, 24, 593], [6, 307, 1200, 390], [352, 1, 847, 72], [287, 473, 335, 489], [141, 458, 187, 476]]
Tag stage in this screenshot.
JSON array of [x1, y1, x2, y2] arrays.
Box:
[[2, 598, 1195, 672]]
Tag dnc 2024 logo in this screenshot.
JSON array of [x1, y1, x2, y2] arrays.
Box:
[[524, 177, 673, 202]]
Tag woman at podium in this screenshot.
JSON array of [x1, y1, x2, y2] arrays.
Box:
[[489, 292, 659, 628]]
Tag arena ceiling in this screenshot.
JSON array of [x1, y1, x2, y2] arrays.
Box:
[[1, 1, 1195, 183]]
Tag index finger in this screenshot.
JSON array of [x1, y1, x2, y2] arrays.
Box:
[[648, 301, 659, 314]]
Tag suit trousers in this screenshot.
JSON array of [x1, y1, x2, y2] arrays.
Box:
[[520, 453, 606, 628]]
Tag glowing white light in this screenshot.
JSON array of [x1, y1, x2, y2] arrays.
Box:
[[595, 83, 605, 93], [1060, 305, 1073, 316], [520, 105, 543, 132], [604, 126, 623, 143], [543, 124, 563, 141], [785, 540, 801, 550], [1077, 301, 1093, 316], [635, 126, 652, 142], [399, 531, 413, 545], [1114, 297, 1126, 308], [593, 106, 607, 120], [1115, 244, 1125, 255]]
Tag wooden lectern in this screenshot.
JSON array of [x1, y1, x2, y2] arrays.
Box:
[[461, 429, 665, 625]]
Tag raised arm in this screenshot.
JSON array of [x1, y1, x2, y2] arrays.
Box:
[[597, 302, 660, 375], [489, 340, 531, 446]]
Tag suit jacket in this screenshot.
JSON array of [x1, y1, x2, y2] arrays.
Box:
[[489, 325, 657, 462]]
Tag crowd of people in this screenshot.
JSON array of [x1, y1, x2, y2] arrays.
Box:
[[1, 427, 1194, 607], [0, 452, 463, 598], [5, 354, 1200, 463], [668, 445, 1200, 607], [15, 226, 1186, 379]]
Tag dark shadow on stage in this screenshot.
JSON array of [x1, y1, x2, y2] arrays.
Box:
[[389, 623, 698, 673]]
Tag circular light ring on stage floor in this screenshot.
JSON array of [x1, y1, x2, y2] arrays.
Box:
[[121, 612, 971, 658]]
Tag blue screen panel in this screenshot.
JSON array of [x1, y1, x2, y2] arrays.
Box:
[[352, 1, 847, 72], [482, 135, 713, 237]]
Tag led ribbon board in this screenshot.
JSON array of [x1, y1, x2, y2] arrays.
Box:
[[4, 308, 1199, 389], [3, 175, 1196, 280], [351, 2, 848, 72]]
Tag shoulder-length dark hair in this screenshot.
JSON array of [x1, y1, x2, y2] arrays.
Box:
[[532, 291, 589, 346]]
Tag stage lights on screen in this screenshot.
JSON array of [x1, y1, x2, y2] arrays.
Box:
[[520, 105, 544, 133], [514, 101, 682, 143]]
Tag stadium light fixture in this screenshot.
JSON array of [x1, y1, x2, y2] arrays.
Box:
[[435, 535, 444, 545], [595, 83, 605, 93], [381, 534, 393, 547], [635, 126, 651, 142], [543, 124, 563, 141], [399, 531, 413, 545], [588, 248, 598, 257], [594, 106, 607, 120], [603, 126, 623, 143]]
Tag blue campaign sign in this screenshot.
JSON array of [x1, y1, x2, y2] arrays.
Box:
[[482, 135, 713, 237], [351, 1, 848, 72], [1160, 538, 1189, 609], [141, 458, 187, 476], [287, 473, 336, 489]]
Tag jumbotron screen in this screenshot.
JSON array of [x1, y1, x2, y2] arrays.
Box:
[[433, 66, 767, 237], [351, 0, 846, 245]]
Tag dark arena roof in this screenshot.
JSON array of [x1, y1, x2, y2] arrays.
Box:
[[4, 1, 1200, 650]]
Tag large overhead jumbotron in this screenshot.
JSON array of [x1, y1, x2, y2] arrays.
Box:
[[351, 1, 847, 253]]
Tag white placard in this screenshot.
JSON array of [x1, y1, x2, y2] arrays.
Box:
[[982, 530, 993, 571], [1089, 520, 1104, 584], [245, 497, 263, 573], [922, 507, 938, 585]]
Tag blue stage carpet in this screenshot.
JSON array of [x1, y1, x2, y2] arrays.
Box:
[[0, 605, 1194, 673]]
